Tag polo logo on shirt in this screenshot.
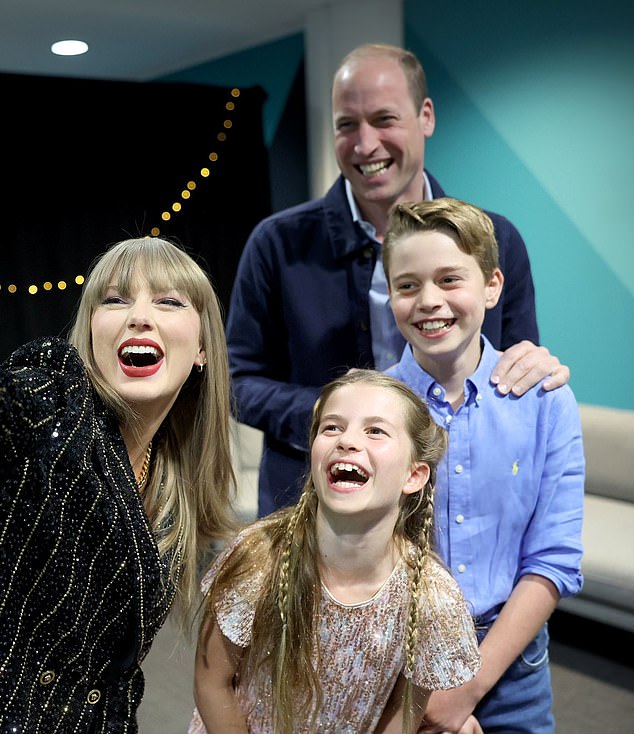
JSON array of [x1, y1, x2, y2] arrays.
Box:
[[512, 460, 520, 476]]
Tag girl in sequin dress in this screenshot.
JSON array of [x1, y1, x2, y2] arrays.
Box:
[[190, 370, 480, 734], [0, 238, 237, 732]]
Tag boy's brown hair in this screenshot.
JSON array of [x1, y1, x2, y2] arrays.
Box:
[[383, 197, 500, 283]]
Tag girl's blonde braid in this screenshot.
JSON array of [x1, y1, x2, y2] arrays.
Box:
[[273, 489, 310, 733], [402, 484, 436, 733]]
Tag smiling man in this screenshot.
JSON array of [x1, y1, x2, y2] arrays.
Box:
[[225, 42, 569, 517]]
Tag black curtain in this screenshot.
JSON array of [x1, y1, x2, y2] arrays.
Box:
[[1, 72, 271, 360]]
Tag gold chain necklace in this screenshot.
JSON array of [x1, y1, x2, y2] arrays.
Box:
[[136, 440, 153, 491]]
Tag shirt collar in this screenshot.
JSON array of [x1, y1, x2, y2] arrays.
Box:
[[397, 335, 498, 404], [344, 170, 434, 239], [345, 178, 376, 239]]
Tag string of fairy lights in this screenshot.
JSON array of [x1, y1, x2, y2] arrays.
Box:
[[1, 87, 241, 298]]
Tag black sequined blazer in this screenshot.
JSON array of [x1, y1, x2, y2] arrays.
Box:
[[0, 338, 177, 733]]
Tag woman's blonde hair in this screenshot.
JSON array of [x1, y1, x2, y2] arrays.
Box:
[[203, 370, 447, 733], [69, 236, 236, 630]]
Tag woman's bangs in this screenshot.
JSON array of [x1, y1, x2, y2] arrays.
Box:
[[88, 239, 207, 311]]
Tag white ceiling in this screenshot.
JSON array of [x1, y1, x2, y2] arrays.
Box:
[[0, 0, 331, 81]]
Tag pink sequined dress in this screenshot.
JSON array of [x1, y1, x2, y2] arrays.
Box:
[[189, 525, 480, 733]]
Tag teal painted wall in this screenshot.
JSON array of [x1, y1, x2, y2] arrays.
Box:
[[404, 0, 633, 409], [165, 1, 633, 409]]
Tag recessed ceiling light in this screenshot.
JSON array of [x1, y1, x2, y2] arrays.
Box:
[[51, 40, 89, 56]]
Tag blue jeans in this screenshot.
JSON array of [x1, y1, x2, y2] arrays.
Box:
[[474, 623, 555, 733]]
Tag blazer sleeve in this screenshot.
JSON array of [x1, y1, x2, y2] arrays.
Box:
[[226, 220, 320, 453]]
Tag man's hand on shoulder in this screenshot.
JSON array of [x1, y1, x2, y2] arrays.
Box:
[[491, 341, 570, 396]]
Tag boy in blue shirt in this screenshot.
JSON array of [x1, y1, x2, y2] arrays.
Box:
[[383, 198, 584, 734]]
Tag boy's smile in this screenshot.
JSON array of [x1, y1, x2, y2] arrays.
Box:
[[388, 230, 503, 382], [412, 317, 456, 336]]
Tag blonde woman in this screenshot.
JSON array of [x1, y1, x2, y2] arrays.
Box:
[[0, 237, 236, 732], [191, 370, 480, 734]]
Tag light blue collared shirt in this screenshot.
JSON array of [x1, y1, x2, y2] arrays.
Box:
[[344, 174, 433, 371], [387, 336, 585, 621]]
